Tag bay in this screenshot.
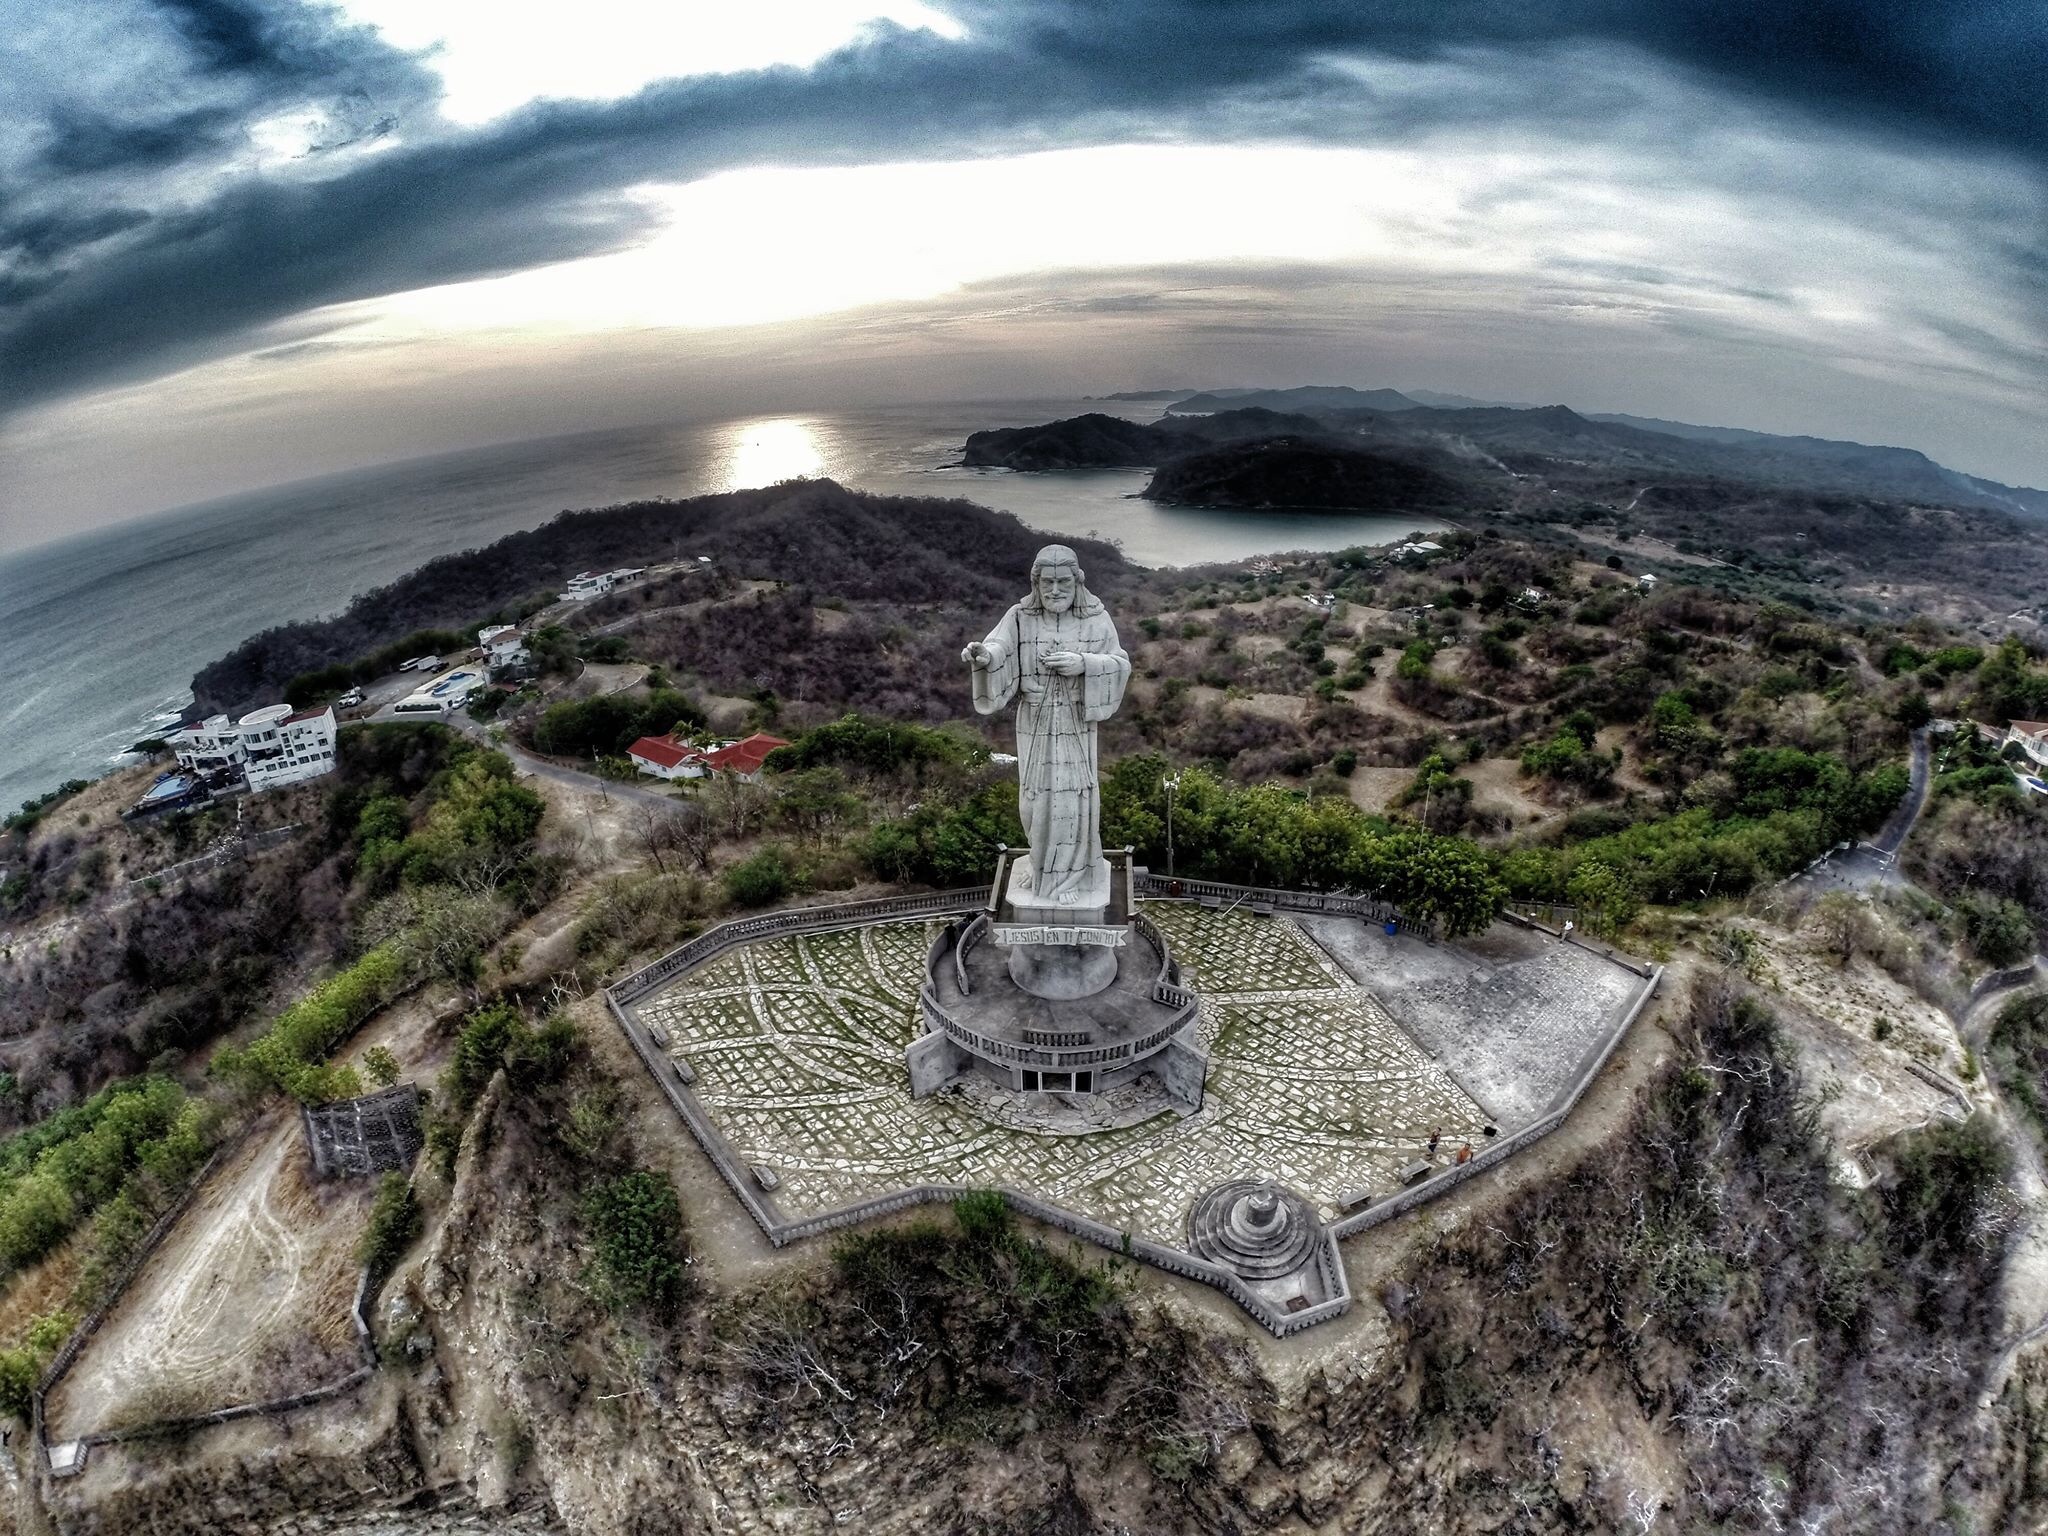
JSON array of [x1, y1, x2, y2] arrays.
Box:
[[0, 399, 1445, 813]]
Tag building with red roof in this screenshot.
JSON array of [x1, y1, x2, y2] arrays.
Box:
[[700, 732, 791, 782], [626, 730, 790, 784], [627, 735, 708, 781]]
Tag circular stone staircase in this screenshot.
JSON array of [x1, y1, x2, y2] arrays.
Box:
[[1187, 1179, 1323, 1281]]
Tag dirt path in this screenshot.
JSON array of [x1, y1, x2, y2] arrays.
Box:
[[46, 1113, 372, 1440]]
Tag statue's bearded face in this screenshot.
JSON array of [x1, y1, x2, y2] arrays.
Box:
[[1035, 563, 1078, 613]]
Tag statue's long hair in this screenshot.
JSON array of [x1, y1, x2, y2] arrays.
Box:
[[1024, 544, 1106, 617]]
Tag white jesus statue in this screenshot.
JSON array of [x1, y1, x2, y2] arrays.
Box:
[[963, 545, 1131, 907]]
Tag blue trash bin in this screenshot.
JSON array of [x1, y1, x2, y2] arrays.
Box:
[[1383, 919, 1399, 936]]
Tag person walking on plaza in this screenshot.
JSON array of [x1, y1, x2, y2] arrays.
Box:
[[1455, 1141, 1473, 1165], [1427, 1127, 1441, 1158]]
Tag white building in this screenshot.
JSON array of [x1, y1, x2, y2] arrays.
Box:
[[2006, 720, 2048, 770], [392, 669, 487, 715], [170, 704, 337, 793], [559, 571, 615, 601], [477, 624, 530, 673], [627, 735, 709, 780]]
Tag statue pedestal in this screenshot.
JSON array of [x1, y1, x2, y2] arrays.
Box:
[[1002, 854, 1110, 926], [993, 852, 1124, 1000], [1007, 938, 1119, 1000], [910, 847, 1204, 1111]]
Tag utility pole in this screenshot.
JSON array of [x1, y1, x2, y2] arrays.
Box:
[[1165, 773, 1181, 879]]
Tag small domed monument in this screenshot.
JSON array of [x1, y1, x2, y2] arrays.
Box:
[[906, 545, 1209, 1108]]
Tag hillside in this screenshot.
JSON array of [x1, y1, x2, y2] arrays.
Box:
[[1142, 436, 1474, 512], [957, 402, 2048, 625], [958, 407, 1324, 470], [18, 510, 2048, 1535], [189, 483, 1130, 718]]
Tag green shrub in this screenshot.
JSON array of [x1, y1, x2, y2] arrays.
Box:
[[357, 1172, 420, 1280], [214, 946, 407, 1103], [442, 1004, 578, 1116], [1099, 758, 1503, 936], [1885, 1114, 2009, 1256], [723, 847, 795, 908], [863, 783, 1023, 889], [584, 1171, 690, 1311], [0, 1078, 211, 1277], [765, 714, 978, 777], [1397, 640, 1436, 680], [1959, 894, 2035, 967], [533, 688, 703, 759], [0, 1309, 76, 1419]]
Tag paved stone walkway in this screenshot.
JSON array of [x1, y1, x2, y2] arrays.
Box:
[[1300, 917, 1646, 1125], [636, 904, 1492, 1235]]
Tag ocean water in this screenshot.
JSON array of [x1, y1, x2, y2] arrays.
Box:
[[0, 399, 1446, 814]]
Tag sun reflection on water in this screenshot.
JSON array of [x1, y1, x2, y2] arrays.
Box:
[[723, 418, 826, 490]]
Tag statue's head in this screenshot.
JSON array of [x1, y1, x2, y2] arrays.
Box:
[[1027, 544, 1099, 616]]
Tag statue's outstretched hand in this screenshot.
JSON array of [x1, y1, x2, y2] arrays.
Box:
[[962, 642, 992, 668]]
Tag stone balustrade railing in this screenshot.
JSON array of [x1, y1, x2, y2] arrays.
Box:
[[1133, 874, 1428, 936], [917, 983, 1195, 1071], [1327, 959, 1662, 1238], [613, 888, 989, 1004]]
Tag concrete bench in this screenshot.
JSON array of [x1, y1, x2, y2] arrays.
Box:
[[1399, 1160, 1434, 1187]]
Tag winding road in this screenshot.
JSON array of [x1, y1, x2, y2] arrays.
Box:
[[1786, 725, 1933, 896]]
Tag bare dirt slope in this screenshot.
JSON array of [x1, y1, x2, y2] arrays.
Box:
[[46, 1112, 372, 1439]]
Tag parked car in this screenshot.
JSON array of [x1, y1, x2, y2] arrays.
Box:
[[336, 688, 365, 708]]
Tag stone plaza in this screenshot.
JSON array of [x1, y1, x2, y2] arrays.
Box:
[[626, 896, 1650, 1254]]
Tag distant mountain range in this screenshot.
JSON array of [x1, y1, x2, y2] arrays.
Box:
[[1071, 384, 2047, 516]]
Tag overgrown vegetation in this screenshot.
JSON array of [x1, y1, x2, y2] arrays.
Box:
[[212, 946, 405, 1104], [1385, 979, 2015, 1529], [583, 1170, 690, 1312], [357, 1171, 421, 1282], [711, 1192, 1260, 1482], [533, 687, 704, 759]]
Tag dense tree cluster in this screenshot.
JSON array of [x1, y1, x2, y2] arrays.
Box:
[[532, 687, 704, 761]]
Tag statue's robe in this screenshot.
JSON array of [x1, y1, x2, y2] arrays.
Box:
[[970, 598, 1130, 904]]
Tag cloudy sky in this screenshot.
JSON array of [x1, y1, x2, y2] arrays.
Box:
[[1, 0, 2044, 549]]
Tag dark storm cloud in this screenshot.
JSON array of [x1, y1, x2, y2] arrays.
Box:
[[3, 0, 2043, 414], [38, 107, 243, 175]]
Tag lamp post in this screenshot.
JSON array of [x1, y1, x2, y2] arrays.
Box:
[[1164, 773, 1182, 880]]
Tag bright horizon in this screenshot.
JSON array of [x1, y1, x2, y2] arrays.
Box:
[[4, 1, 2045, 550]]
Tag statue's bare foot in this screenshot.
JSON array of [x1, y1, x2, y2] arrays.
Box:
[[1056, 890, 1079, 906]]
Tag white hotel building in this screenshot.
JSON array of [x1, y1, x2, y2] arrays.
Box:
[[171, 703, 338, 793]]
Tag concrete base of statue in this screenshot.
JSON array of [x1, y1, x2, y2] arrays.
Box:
[[912, 846, 1203, 1109], [1002, 854, 1111, 926], [995, 852, 1124, 1001], [1006, 938, 1120, 999]]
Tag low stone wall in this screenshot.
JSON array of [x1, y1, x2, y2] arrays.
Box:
[[1133, 874, 1428, 936], [33, 1128, 256, 1467], [68, 1265, 379, 1451], [612, 888, 989, 1005]]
